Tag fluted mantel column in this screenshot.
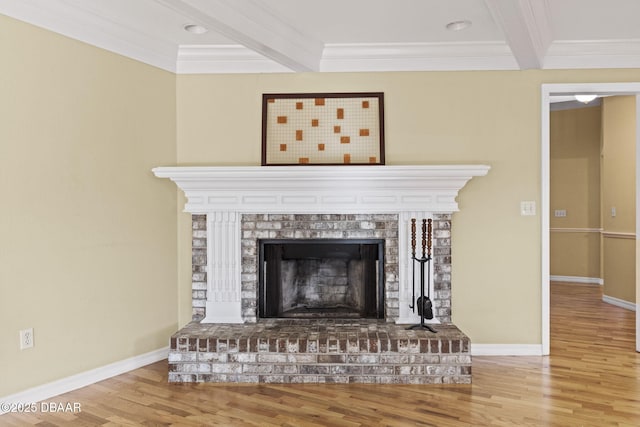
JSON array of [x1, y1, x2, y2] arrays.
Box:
[[202, 212, 242, 323]]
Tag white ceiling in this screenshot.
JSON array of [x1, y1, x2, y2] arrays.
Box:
[[2, 0, 640, 74]]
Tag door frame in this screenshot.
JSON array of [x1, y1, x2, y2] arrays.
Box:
[[541, 83, 640, 355]]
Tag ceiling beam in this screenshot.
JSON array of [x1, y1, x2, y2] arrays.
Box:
[[484, 0, 553, 69], [155, 0, 323, 72]]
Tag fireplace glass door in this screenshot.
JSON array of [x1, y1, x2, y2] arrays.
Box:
[[258, 239, 385, 319]]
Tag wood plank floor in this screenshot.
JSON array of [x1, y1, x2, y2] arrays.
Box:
[[2, 282, 638, 426]]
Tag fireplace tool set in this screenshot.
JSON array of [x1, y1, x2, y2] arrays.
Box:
[[407, 218, 437, 333]]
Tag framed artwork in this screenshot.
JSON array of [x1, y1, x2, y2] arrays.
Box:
[[261, 92, 385, 166]]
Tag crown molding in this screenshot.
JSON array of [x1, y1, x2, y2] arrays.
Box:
[[177, 40, 640, 74], [177, 42, 521, 74], [177, 45, 292, 74], [321, 42, 520, 72], [0, 0, 178, 72], [544, 39, 640, 69]]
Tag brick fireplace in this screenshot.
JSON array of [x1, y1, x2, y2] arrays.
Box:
[[154, 165, 489, 383]]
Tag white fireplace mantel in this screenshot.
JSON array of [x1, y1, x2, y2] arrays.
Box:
[[153, 165, 490, 323], [152, 165, 490, 214]]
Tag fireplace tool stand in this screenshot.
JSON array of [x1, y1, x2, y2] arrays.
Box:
[[407, 218, 437, 333]]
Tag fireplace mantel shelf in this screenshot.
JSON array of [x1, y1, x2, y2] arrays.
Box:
[[153, 165, 490, 214]]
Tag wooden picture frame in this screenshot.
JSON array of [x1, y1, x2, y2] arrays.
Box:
[[261, 92, 385, 166]]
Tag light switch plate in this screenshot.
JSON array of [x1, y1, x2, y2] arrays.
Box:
[[521, 201, 536, 216]]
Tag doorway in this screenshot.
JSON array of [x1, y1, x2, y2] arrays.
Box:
[[542, 83, 640, 354]]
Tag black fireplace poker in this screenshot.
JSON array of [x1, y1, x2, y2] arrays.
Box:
[[407, 218, 437, 333]]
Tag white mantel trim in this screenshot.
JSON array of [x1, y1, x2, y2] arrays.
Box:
[[152, 165, 490, 214], [153, 164, 490, 323]]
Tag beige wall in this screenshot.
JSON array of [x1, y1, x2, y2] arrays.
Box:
[[0, 15, 178, 396], [550, 231, 601, 278], [603, 238, 636, 302], [601, 96, 636, 302], [176, 69, 640, 345], [549, 106, 602, 279]]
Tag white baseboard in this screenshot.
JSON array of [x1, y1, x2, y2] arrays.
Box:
[[550, 275, 603, 285], [0, 347, 168, 414], [471, 344, 544, 356], [603, 295, 637, 311]]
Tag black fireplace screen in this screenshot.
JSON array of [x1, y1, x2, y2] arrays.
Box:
[[258, 239, 385, 319]]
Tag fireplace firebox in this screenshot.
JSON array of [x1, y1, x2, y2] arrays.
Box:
[[258, 239, 385, 319]]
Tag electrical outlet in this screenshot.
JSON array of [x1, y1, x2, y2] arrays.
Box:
[[20, 328, 34, 350]]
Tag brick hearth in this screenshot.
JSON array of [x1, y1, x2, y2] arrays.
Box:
[[169, 320, 471, 384]]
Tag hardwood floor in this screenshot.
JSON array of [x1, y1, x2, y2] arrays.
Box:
[[2, 282, 638, 426]]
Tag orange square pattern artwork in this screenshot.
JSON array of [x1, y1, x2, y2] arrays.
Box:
[[264, 94, 383, 165]]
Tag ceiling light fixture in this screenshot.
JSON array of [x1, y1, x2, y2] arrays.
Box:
[[183, 24, 208, 34], [575, 94, 598, 104], [445, 20, 472, 31]]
